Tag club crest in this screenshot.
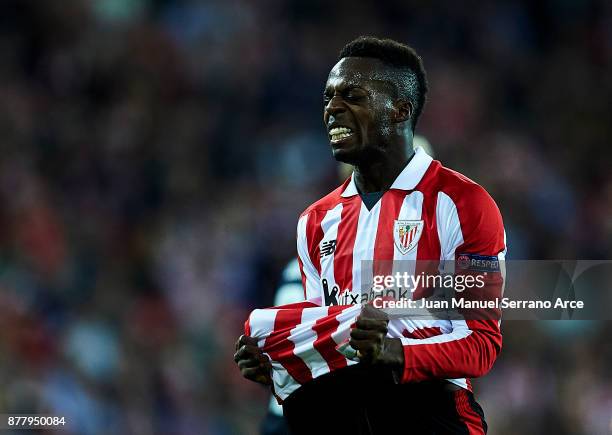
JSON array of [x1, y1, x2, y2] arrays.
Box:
[[394, 220, 424, 254]]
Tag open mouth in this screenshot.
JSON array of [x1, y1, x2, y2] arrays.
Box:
[[329, 126, 355, 143]]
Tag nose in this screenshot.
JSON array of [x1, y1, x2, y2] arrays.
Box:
[[324, 95, 346, 118]]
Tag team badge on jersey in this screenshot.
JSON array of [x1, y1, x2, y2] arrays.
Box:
[[394, 220, 424, 254]]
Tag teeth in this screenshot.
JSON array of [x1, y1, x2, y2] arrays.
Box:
[[329, 127, 353, 135], [329, 127, 354, 141], [331, 132, 353, 141]]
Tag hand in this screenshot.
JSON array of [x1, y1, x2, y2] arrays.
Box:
[[349, 304, 404, 367], [234, 335, 272, 385]]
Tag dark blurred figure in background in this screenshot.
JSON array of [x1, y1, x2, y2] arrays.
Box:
[[259, 259, 302, 435], [0, 1, 610, 434]]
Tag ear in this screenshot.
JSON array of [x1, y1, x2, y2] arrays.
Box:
[[393, 100, 413, 124]]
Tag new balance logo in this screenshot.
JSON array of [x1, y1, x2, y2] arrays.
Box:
[[320, 240, 337, 257]]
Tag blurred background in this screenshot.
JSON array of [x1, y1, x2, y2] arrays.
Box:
[[0, 0, 611, 434]]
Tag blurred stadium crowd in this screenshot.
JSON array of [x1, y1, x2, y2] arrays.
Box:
[[0, 0, 610, 434]]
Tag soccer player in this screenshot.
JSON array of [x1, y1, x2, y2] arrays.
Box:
[[236, 36, 506, 434]]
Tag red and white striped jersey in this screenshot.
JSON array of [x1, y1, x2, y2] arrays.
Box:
[[296, 146, 507, 389], [246, 301, 361, 401], [245, 299, 485, 402]]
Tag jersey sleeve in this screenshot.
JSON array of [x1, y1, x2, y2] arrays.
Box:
[[399, 186, 506, 383], [296, 213, 321, 302]]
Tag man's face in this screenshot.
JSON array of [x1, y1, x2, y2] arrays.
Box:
[[323, 57, 398, 164]]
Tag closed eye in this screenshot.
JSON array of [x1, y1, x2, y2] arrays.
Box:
[[323, 87, 367, 104], [345, 93, 364, 102]]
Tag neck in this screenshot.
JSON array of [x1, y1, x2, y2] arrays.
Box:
[[353, 142, 415, 194]]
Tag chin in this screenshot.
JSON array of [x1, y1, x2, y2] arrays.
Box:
[[331, 148, 358, 165]]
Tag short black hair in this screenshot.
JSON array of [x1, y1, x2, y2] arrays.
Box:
[[339, 36, 428, 131]]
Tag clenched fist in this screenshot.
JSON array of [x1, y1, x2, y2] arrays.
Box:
[[234, 335, 272, 385], [349, 304, 404, 367]]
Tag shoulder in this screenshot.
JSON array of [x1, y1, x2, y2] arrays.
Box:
[[424, 161, 505, 253], [423, 161, 502, 223], [299, 177, 351, 219]]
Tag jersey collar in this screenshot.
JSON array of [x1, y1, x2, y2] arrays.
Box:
[[340, 146, 433, 198]]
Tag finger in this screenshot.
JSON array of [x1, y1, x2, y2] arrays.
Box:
[[361, 304, 389, 320], [349, 341, 374, 363], [238, 344, 262, 356], [237, 350, 270, 368], [238, 335, 259, 347], [254, 373, 272, 385], [236, 335, 248, 351], [349, 339, 381, 364], [350, 328, 384, 341], [242, 367, 272, 385], [234, 344, 263, 362], [261, 359, 272, 372], [241, 366, 265, 379], [355, 318, 388, 332], [348, 338, 377, 353], [237, 358, 261, 369]]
